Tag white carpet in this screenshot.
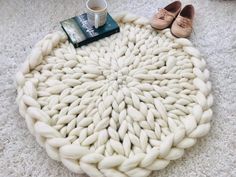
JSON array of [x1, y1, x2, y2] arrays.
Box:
[[0, 0, 236, 177]]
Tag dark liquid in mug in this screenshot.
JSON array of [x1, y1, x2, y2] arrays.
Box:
[[91, 6, 103, 11]]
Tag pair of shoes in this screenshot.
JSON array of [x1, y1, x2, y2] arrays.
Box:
[[151, 1, 194, 38]]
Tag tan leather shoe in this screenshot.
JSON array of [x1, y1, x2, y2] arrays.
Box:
[[151, 1, 181, 30], [171, 5, 195, 38]]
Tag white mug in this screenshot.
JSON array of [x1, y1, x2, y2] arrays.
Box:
[[86, 0, 108, 28]]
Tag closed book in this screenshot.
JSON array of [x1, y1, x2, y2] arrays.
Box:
[[60, 13, 120, 48]]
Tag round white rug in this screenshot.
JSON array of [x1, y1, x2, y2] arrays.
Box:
[[16, 12, 213, 177]]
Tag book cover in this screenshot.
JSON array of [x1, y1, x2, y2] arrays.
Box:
[[60, 13, 120, 48]]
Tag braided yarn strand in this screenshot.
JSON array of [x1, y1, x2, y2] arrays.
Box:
[[16, 12, 213, 177]]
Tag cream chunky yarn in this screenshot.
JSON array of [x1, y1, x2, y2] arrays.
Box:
[[15, 12, 213, 177]]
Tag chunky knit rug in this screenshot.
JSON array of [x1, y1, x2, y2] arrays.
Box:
[[15, 13, 213, 177]]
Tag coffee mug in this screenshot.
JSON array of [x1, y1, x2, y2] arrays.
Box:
[[86, 0, 108, 29]]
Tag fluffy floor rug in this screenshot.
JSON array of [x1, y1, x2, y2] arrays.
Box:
[[0, 0, 235, 177]]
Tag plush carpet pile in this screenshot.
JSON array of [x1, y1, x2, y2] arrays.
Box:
[[0, 0, 235, 177]]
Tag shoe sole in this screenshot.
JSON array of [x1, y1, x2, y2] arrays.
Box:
[[151, 24, 169, 30], [170, 29, 190, 38], [170, 29, 180, 38]]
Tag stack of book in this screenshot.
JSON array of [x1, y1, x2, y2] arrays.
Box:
[[60, 13, 120, 48]]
